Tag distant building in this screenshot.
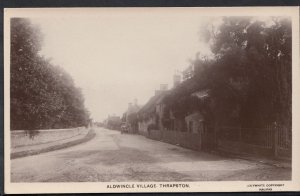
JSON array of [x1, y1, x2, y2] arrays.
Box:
[[124, 99, 141, 133], [105, 115, 122, 130]]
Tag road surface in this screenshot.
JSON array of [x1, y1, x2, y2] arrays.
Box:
[[11, 127, 291, 182]]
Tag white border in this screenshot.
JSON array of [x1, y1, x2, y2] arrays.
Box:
[[4, 7, 300, 193]]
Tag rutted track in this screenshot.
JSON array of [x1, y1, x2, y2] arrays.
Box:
[[11, 128, 291, 182]]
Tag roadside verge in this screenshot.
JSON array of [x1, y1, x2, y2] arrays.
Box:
[[11, 129, 96, 159]]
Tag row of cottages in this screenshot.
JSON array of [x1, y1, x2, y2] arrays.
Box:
[[137, 84, 168, 136], [137, 81, 214, 151], [136, 65, 291, 159]]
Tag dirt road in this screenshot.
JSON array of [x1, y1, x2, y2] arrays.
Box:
[[11, 127, 291, 182]]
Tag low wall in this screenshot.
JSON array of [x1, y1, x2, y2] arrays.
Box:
[[11, 129, 95, 159], [11, 127, 88, 148], [147, 129, 201, 151]]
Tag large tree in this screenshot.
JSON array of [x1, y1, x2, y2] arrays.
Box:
[[206, 17, 292, 128], [11, 18, 90, 130]]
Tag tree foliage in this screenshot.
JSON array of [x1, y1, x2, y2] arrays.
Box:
[[11, 18, 90, 130], [209, 17, 292, 128], [163, 17, 291, 129]]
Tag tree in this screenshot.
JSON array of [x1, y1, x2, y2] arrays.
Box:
[[206, 17, 292, 128], [11, 18, 90, 130]]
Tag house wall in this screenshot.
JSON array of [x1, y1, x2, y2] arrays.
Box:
[[186, 120, 204, 133], [184, 112, 204, 134], [175, 120, 184, 131], [138, 117, 155, 136], [156, 104, 165, 130], [186, 120, 203, 134]]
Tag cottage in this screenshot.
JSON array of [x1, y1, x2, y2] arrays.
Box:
[[185, 112, 204, 134], [137, 85, 169, 136]]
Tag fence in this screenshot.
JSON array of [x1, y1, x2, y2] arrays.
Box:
[[145, 125, 291, 159], [218, 125, 291, 158], [147, 129, 202, 151]]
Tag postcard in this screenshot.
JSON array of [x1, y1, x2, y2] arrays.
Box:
[[4, 7, 300, 193]]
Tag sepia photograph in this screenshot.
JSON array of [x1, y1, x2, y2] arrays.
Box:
[[4, 7, 300, 193]]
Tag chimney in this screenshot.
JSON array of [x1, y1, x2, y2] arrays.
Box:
[[134, 98, 138, 106], [173, 74, 181, 87], [160, 84, 168, 91], [128, 102, 132, 110]]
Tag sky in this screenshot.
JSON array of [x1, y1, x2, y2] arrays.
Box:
[[31, 10, 213, 122]]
